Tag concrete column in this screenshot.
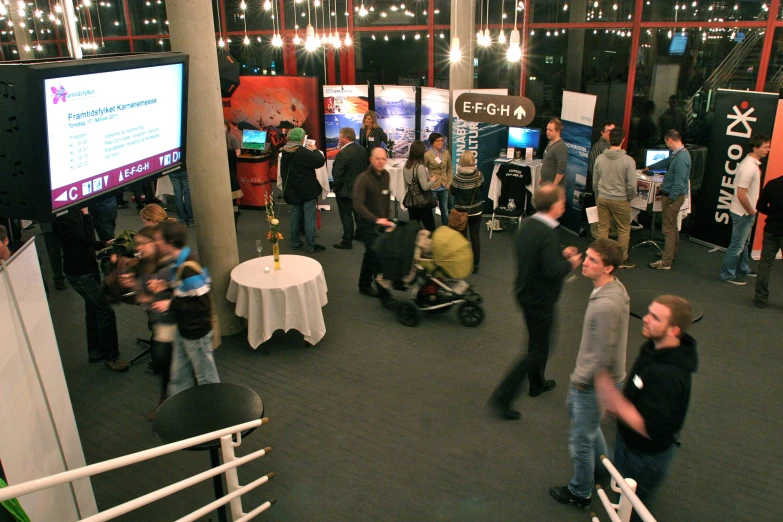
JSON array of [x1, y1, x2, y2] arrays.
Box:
[[449, 0, 475, 91], [165, 0, 243, 335], [565, 0, 587, 91], [9, 3, 35, 60]]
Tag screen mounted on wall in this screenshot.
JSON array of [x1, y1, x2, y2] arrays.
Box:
[[44, 63, 185, 211]]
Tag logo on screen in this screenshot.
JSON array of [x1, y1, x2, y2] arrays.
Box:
[[51, 85, 68, 104]]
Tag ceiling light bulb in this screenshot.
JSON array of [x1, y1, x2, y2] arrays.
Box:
[[263, 0, 271, 11], [449, 36, 461, 62], [293, 33, 301, 45], [218, 37, 225, 47], [243, 36, 250, 45], [498, 31, 506, 44]]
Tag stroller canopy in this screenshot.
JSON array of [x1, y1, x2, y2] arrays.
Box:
[[422, 226, 473, 279]]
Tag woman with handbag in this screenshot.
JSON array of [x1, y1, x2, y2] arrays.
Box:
[[360, 110, 389, 156], [450, 151, 485, 274], [403, 140, 438, 231], [424, 132, 453, 226]]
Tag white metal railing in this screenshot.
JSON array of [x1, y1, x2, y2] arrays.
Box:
[[591, 454, 657, 522], [0, 418, 275, 521]]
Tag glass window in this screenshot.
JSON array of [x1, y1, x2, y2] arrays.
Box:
[[353, 0, 429, 28], [531, 0, 635, 24], [474, 40, 522, 94], [764, 28, 783, 92], [80, 1, 129, 38], [354, 31, 428, 85], [1, 44, 19, 60], [296, 44, 326, 81], [128, 0, 169, 36], [229, 39, 284, 76], [433, 29, 451, 88], [526, 27, 631, 133], [133, 37, 171, 52], [225, 1, 276, 33], [642, 0, 768, 22], [628, 27, 761, 156]]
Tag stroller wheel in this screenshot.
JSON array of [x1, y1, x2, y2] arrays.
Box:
[[458, 301, 485, 327], [398, 300, 422, 327]]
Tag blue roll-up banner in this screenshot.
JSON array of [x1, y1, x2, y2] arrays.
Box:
[[451, 89, 508, 213], [560, 91, 597, 235]]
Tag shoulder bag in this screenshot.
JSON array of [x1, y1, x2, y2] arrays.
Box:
[[448, 186, 477, 232], [403, 165, 437, 210]]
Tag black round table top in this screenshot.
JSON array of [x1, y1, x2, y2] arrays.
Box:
[[153, 383, 264, 451], [628, 290, 704, 323]]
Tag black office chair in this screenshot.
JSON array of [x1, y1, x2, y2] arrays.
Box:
[[490, 165, 531, 239]]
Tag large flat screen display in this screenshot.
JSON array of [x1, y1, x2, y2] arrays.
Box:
[[508, 127, 541, 149], [44, 63, 184, 210]]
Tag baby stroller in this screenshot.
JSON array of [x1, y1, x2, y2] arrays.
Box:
[[374, 222, 484, 327]]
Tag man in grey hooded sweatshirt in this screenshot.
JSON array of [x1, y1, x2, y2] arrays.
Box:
[[550, 238, 629, 510], [594, 127, 637, 268]]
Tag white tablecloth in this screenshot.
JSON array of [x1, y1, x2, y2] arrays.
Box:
[[276, 153, 331, 201], [155, 174, 174, 197], [226, 255, 328, 348], [488, 159, 543, 203], [386, 159, 406, 202]]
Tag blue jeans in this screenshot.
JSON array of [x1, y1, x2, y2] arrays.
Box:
[[567, 383, 609, 499], [720, 212, 755, 280], [168, 331, 220, 396], [169, 171, 193, 224], [66, 272, 119, 361], [291, 199, 317, 250], [92, 209, 117, 242], [613, 433, 675, 504], [434, 189, 451, 226]]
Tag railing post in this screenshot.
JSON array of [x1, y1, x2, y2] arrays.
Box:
[[612, 477, 638, 522], [220, 434, 245, 521]]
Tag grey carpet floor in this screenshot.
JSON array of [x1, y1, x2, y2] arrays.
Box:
[[35, 198, 783, 521]]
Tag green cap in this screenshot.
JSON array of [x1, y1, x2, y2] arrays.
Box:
[[288, 127, 305, 142]]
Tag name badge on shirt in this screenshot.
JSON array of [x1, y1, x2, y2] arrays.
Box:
[[369, 137, 375, 142], [435, 157, 442, 164], [382, 189, 390, 195], [633, 374, 644, 389]]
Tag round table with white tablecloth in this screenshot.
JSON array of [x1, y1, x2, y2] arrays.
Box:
[[226, 255, 328, 348]]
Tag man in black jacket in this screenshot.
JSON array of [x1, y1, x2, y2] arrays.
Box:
[[52, 207, 128, 372], [332, 127, 369, 249], [490, 184, 582, 420], [353, 147, 394, 303], [596, 295, 698, 511], [280, 127, 327, 253]]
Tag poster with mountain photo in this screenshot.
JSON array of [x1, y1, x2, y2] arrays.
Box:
[[375, 85, 417, 158], [323, 85, 369, 160]]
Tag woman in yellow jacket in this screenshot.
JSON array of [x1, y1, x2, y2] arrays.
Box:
[[424, 132, 453, 226]]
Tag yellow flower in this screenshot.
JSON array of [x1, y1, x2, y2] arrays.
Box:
[[271, 218, 280, 225]]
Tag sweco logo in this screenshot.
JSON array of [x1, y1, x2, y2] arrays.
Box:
[[51, 85, 68, 104], [726, 100, 757, 138]]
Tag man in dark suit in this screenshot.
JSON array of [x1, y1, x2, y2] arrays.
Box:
[[332, 127, 369, 249], [490, 184, 583, 420]]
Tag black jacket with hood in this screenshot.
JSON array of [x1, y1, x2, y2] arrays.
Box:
[[618, 333, 699, 454], [279, 146, 326, 204]]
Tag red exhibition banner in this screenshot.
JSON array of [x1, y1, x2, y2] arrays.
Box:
[[752, 99, 783, 258]]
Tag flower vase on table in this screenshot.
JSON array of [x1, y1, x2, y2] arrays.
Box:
[[266, 193, 283, 270], [273, 243, 280, 271]]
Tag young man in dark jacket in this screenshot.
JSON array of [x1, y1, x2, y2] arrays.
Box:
[[490, 184, 583, 420], [279, 127, 327, 253], [151, 221, 220, 396], [52, 207, 128, 372], [596, 294, 698, 509]]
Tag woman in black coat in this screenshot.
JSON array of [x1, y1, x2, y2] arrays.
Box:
[[359, 110, 388, 155]]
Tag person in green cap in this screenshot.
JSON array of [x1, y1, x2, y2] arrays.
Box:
[[279, 127, 327, 253]]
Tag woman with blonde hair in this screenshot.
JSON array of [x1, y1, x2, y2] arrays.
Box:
[[359, 110, 388, 155], [139, 203, 170, 226], [450, 151, 484, 274]]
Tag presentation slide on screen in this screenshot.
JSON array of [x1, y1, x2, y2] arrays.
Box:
[[45, 63, 183, 210]]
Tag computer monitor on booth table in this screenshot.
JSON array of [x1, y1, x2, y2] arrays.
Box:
[[241, 129, 268, 151], [508, 127, 541, 149], [645, 149, 670, 172]]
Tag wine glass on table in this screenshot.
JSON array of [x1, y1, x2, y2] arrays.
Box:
[[255, 239, 263, 258]]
